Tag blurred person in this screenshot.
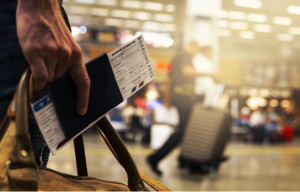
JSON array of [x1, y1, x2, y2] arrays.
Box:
[[193, 46, 219, 107], [249, 108, 266, 127], [147, 41, 217, 176], [265, 107, 280, 133], [121, 88, 154, 144], [0, 1, 90, 167], [265, 107, 282, 142], [249, 108, 266, 143], [282, 105, 296, 141]]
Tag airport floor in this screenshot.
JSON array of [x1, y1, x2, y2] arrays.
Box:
[[48, 134, 300, 191]]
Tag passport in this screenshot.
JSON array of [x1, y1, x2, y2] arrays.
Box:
[[32, 35, 155, 154], [48, 53, 123, 138]]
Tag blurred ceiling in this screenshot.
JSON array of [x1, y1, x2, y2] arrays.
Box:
[[219, 0, 300, 59], [62, 0, 179, 32]]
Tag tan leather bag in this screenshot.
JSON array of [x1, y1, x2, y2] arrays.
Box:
[[0, 69, 171, 191]]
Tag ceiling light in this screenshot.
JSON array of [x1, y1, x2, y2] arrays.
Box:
[[217, 20, 229, 28], [104, 18, 122, 26], [254, 24, 272, 33], [248, 88, 258, 96], [288, 27, 300, 35], [121, 1, 142, 9], [218, 29, 231, 37], [111, 10, 131, 18], [247, 13, 267, 23], [98, 0, 117, 6], [90, 8, 109, 17], [269, 99, 278, 107], [281, 90, 291, 98], [162, 38, 174, 48], [68, 6, 88, 14], [74, 0, 95, 4], [228, 11, 246, 20], [143, 2, 164, 11], [134, 12, 151, 20], [162, 24, 177, 32], [219, 10, 228, 18], [273, 17, 292, 26], [259, 89, 270, 97], [270, 90, 280, 97], [246, 97, 267, 110], [281, 100, 291, 108], [124, 20, 141, 28], [166, 4, 176, 12], [287, 5, 300, 15], [230, 21, 248, 30], [234, 0, 262, 9], [79, 26, 87, 34], [240, 31, 255, 39], [277, 34, 294, 41], [143, 22, 162, 31], [71, 27, 80, 37], [67, 15, 85, 24], [154, 14, 173, 22]]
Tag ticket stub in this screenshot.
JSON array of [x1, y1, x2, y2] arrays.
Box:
[[31, 95, 66, 154], [108, 35, 155, 99], [31, 35, 155, 154]]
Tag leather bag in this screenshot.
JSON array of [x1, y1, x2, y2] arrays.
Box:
[[0, 69, 171, 191]]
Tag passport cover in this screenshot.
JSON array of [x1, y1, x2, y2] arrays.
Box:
[[48, 53, 123, 138]]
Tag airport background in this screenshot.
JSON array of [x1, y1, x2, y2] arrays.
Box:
[[48, 0, 300, 190]]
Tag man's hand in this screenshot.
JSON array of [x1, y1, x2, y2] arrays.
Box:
[[16, 0, 90, 115]]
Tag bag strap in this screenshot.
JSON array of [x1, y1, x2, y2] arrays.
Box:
[[6, 69, 38, 191], [94, 119, 171, 192], [73, 135, 88, 176], [94, 118, 148, 191]]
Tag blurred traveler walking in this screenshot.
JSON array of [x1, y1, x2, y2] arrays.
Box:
[[147, 41, 215, 175], [0, 0, 90, 167]]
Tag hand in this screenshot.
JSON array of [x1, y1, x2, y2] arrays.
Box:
[[16, 0, 90, 115]]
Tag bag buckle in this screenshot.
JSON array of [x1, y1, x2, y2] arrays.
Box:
[[6, 160, 39, 182]]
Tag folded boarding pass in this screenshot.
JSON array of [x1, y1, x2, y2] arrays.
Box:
[[31, 35, 155, 154]]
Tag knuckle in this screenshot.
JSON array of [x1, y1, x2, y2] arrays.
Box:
[[24, 44, 41, 55], [58, 46, 72, 61], [35, 72, 48, 82], [79, 77, 90, 89], [43, 43, 57, 55], [72, 46, 83, 59]]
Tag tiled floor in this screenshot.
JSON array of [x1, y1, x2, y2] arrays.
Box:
[[48, 134, 300, 191]]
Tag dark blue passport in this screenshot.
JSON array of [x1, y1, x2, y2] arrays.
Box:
[[48, 53, 123, 138]]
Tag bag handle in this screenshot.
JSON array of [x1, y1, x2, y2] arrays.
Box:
[[94, 118, 149, 191], [94, 122, 171, 192], [6, 68, 38, 191], [5, 68, 169, 191]]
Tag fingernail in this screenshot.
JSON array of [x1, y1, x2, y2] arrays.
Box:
[[78, 107, 87, 116]]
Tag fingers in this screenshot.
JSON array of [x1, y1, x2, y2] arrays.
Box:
[[68, 45, 90, 115], [55, 45, 72, 80], [43, 41, 58, 83], [29, 57, 48, 91]]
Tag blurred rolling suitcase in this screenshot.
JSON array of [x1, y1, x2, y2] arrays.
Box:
[[179, 102, 232, 174]]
